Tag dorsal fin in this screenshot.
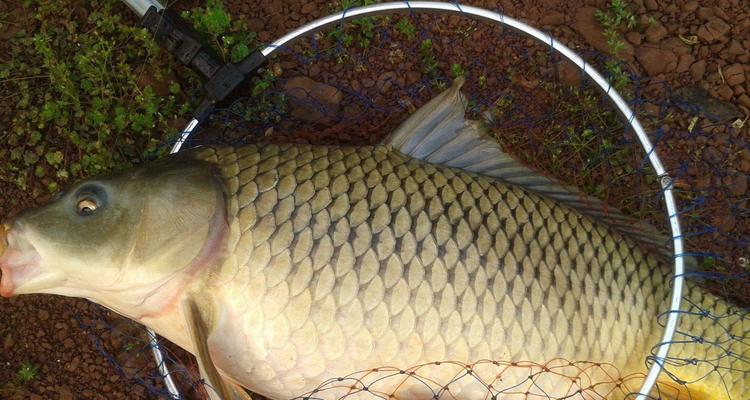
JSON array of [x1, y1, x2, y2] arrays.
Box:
[[385, 78, 672, 257]]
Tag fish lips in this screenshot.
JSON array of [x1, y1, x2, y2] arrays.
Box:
[[0, 224, 43, 298]]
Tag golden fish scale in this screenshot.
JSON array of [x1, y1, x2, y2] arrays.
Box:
[[191, 144, 746, 400]]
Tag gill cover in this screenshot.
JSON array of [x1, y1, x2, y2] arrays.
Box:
[[118, 157, 228, 278]]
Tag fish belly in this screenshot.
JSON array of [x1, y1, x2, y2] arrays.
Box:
[[193, 144, 682, 400]]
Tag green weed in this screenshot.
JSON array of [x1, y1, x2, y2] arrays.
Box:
[[395, 18, 416, 39], [495, 85, 638, 210], [701, 256, 715, 270], [419, 39, 439, 76], [228, 68, 287, 125], [353, 17, 376, 48], [596, 0, 636, 33], [328, 0, 378, 49], [0, 0, 188, 197], [450, 63, 465, 78], [487, 94, 516, 123], [478, 75, 487, 88], [181, 0, 257, 63], [595, 0, 635, 93], [603, 60, 630, 93], [560, 90, 633, 182]]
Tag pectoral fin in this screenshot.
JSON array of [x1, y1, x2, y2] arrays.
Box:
[[184, 298, 253, 400]]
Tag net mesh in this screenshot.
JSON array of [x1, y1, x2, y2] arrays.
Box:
[[2, 1, 748, 399]]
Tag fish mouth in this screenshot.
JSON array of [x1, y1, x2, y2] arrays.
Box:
[[0, 223, 42, 298]]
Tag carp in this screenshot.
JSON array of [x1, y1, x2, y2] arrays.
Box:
[[0, 79, 747, 400]]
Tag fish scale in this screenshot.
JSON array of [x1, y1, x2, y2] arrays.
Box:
[[191, 143, 676, 399]]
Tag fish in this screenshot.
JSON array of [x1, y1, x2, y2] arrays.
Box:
[[0, 78, 747, 400]]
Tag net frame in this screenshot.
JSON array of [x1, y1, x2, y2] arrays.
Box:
[[122, 1, 689, 398]]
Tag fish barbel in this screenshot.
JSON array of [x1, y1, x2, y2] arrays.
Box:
[[0, 79, 747, 400]]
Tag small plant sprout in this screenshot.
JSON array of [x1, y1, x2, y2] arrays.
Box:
[[604, 60, 630, 93], [16, 362, 38, 384], [328, 0, 378, 49], [395, 18, 416, 39], [419, 39, 439, 76], [478, 75, 488, 88], [595, 0, 635, 94], [451, 63, 465, 78], [595, 0, 636, 55], [597, 0, 636, 30]]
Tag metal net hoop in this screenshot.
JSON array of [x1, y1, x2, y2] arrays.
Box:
[[159, 2, 687, 399]]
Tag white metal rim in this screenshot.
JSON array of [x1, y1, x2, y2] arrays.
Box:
[[171, 2, 685, 399]]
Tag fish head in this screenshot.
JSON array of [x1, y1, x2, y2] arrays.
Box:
[[0, 158, 226, 309]]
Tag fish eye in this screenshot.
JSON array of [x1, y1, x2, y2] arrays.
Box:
[[74, 184, 108, 216], [77, 198, 99, 215]]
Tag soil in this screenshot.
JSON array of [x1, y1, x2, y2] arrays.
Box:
[[1, 0, 748, 399]]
